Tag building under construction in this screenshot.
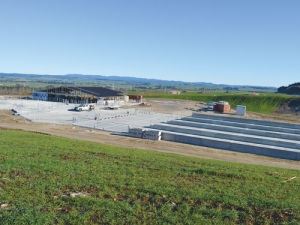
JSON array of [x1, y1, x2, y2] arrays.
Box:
[[32, 86, 124, 104]]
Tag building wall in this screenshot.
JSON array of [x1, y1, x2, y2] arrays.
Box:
[[32, 92, 48, 101], [128, 95, 143, 102], [32, 86, 122, 104], [168, 91, 181, 94]]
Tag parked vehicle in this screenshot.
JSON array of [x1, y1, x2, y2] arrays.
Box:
[[74, 104, 95, 111], [207, 102, 216, 110], [107, 106, 119, 110]]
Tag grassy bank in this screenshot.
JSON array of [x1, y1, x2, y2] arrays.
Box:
[[141, 92, 292, 114], [0, 129, 300, 224]]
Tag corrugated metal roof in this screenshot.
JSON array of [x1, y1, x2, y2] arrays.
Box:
[[66, 86, 124, 97], [39, 86, 124, 97]]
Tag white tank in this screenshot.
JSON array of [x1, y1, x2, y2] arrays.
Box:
[[236, 105, 246, 116], [124, 96, 129, 102]]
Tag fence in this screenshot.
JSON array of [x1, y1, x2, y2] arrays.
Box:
[[70, 109, 157, 133], [8, 100, 182, 133], [73, 120, 130, 133]]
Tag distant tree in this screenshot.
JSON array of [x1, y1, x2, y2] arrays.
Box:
[[277, 86, 287, 93], [289, 82, 300, 87], [278, 82, 300, 94], [45, 85, 56, 89]]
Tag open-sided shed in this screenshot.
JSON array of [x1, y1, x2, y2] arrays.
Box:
[[32, 86, 124, 103]]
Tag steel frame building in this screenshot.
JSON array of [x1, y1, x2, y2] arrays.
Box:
[[32, 86, 124, 104]]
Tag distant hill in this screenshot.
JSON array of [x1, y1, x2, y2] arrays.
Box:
[[65, 74, 213, 85], [0, 72, 216, 86], [0, 72, 277, 90], [277, 82, 300, 95]]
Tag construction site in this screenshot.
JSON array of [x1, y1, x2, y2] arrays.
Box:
[[1, 96, 300, 162]]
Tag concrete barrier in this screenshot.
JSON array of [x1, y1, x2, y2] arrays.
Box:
[[183, 117, 300, 135], [192, 113, 300, 129], [128, 128, 145, 138], [168, 120, 300, 141], [141, 113, 300, 161], [151, 123, 300, 150], [129, 113, 300, 160], [144, 130, 161, 141], [160, 131, 300, 160]]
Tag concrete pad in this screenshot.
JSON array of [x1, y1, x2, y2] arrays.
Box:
[[0, 99, 182, 133]]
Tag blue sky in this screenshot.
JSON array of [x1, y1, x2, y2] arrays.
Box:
[[0, 0, 299, 87]]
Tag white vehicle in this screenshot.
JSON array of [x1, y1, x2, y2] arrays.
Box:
[[206, 102, 216, 110], [74, 104, 95, 111], [107, 105, 119, 110], [218, 101, 229, 105]]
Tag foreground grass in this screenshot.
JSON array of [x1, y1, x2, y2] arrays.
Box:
[[0, 129, 300, 224]]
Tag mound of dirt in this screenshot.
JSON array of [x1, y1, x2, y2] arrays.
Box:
[[278, 98, 300, 112]]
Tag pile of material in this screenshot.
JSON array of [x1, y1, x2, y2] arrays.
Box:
[[128, 128, 161, 141], [139, 102, 151, 107], [213, 101, 231, 113]]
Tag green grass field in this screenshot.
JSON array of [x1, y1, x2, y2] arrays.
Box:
[[0, 129, 300, 224]]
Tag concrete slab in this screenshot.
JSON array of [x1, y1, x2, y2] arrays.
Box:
[[192, 113, 299, 129], [0, 99, 181, 133], [176, 117, 300, 136], [182, 117, 300, 135]]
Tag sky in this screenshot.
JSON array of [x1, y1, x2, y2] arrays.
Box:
[[0, 0, 299, 87]]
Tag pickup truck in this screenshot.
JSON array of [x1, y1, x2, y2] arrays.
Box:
[[74, 104, 95, 111]]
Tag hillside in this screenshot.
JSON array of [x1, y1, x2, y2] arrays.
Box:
[[0, 128, 300, 224], [278, 82, 300, 95], [142, 92, 296, 115], [0, 72, 277, 91]]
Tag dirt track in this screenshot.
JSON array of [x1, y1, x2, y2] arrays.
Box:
[[1, 98, 300, 170]]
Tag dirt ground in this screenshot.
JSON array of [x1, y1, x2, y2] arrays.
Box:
[[1, 98, 300, 170]]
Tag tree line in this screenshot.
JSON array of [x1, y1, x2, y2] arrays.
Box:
[[277, 82, 300, 95], [0, 86, 34, 95]]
